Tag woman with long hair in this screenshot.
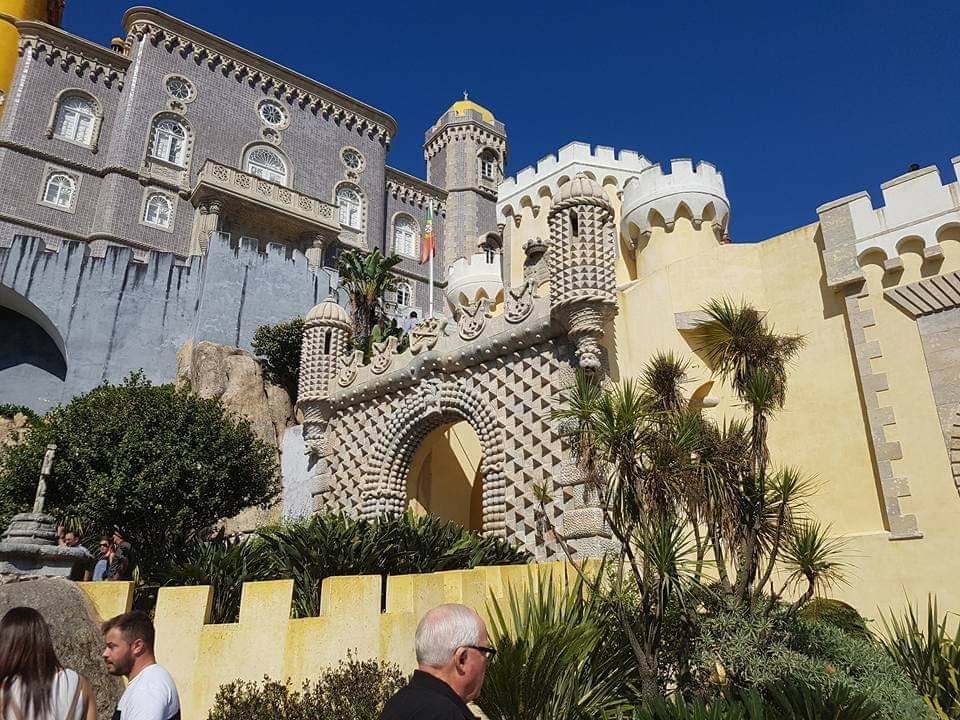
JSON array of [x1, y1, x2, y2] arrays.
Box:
[[0, 607, 96, 720]]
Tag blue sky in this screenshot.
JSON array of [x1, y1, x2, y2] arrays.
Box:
[[66, 1, 959, 242]]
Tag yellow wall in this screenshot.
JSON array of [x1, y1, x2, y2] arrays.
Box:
[[0, 1, 55, 112], [80, 564, 576, 720], [406, 420, 484, 530]]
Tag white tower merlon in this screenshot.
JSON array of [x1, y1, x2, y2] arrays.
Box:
[[816, 157, 960, 264], [445, 252, 505, 309], [620, 159, 730, 241], [497, 141, 651, 220]]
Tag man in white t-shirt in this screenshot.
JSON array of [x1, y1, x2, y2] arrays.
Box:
[[102, 610, 181, 720]]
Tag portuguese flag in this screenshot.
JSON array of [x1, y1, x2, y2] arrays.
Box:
[[420, 202, 435, 265]]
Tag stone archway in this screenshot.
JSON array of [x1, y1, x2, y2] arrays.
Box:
[[359, 379, 507, 535]]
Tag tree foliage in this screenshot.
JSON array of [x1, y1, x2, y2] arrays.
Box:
[[0, 373, 279, 578], [251, 317, 304, 402], [207, 656, 405, 720], [336, 248, 403, 356], [159, 511, 530, 622]]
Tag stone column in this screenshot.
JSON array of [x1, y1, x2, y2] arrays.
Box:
[[191, 199, 223, 255]]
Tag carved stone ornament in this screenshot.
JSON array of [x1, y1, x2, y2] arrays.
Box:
[[457, 298, 491, 341], [370, 336, 399, 375], [337, 350, 364, 388], [506, 281, 535, 324], [409, 318, 447, 355]]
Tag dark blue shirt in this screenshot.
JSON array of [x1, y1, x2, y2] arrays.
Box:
[[379, 670, 478, 720]]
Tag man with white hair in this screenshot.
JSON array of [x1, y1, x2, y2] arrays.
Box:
[[380, 603, 495, 719]]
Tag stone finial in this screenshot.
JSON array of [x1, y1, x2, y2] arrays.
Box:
[[32, 443, 56, 514]]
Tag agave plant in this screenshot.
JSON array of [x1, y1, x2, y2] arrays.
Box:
[[478, 568, 636, 720], [879, 597, 960, 719]]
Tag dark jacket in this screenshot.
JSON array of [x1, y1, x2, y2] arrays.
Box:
[[380, 670, 478, 720]]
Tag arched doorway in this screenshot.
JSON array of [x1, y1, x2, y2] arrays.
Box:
[[0, 285, 67, 407], [405, 420, 484, 531], [359, 379, 507, 535]]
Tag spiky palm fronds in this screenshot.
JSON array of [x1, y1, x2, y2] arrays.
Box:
[[336, 248, 403, 350], [641, 351, 690, 412], [780, 520, 849, 612], [879, 597, 960, 719]]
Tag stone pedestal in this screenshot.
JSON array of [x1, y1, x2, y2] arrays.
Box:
[[0, 512, 91, 577]]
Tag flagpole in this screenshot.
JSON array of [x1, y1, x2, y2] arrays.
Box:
[[428, 198, 434, 319]]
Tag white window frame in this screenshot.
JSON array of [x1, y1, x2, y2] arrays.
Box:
[[142, 192, 175, 230], [150, 118, 187, 167], [244, 145, 288, 186], [479, 150, 498, 181], [393, 215, 419, 258], [336, 185, 363, 230], [257, 100, 289, 129], [53, 95, 96, 146], [396, 280, 414, 309], [38, 168, 78, 213]]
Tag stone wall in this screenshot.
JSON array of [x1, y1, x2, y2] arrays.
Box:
[[0, 231, 335, 411]]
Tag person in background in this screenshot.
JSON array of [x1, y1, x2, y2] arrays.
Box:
[[102, 611, 180, 720], [63, 532, 90, 582], [92, 538, 111, 582], [379, 603, 493, 720], [107, 529, 135, 581], [0, 606, 97, 720], [55, 525, 66, 547], [402, 311, 419, 335]]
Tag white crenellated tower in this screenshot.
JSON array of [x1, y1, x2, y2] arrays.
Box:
[[547, 173, 618, 370], [445, 251, 504, 310], [620, 159, 730, 275]]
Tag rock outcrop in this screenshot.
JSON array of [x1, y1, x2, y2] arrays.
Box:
[[0, 413, 32, 447], [176, 339, 294, 532], [0, 577, 125, 720]]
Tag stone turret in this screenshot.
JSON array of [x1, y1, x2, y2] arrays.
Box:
[[547, 174, 618, 370], [298, 297, 352, 404]]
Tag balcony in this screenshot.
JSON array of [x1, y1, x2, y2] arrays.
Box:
[[191, 161, 342, 247]]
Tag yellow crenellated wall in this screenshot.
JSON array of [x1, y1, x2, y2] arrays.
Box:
[[0, 1, 57, 112], [79, 563, 577, 720]]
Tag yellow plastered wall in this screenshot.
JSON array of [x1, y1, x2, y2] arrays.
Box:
[[83, 563, 575, 720], [0, 1, 54, 111], [406, 421, 483, 530]]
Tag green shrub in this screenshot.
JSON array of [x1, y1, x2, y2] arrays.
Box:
[[799, 598, 871, 639], [207, 656, 405, 720], [879, 597, 960, 719], [691, 602, 930, 720], [0, 372, 279, 579], [161, 511, 530, 622], [0, 404, 39, 422], [251, 317, 304, 401]]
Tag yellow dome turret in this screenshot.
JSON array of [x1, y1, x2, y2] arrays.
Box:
[[448, 93, 494, 124], [0, 1, 65, 113]]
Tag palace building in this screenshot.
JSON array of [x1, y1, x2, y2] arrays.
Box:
[[2, 5, 959, 612]]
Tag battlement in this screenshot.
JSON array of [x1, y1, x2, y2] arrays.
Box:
[[79, 562, 583, 720], [621, 158, 730, 241], [445, 252, 504, 307], [816, 156, 960, 265], [498, 142, 650, 217]]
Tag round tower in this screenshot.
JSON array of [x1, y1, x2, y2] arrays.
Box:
[[0, 1, 65, 113], [547, 173, 618, 371], [424, 96, 507, 272], [297, 297, 351, 405], [620, 159, 730, 276]]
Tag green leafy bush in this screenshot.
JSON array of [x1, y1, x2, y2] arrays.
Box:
[[207, 656, 405, 720], [0, 404, 39, 422], [799, 598, 871, 639], [879, 597, 960, 719], [691, 602, 930, 720], [251, 317, 304, 401], [162, 511, 530, 622], [0, 372, 279, 579]]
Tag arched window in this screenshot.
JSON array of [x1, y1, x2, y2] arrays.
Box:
[[393, 215, 419, 257], [53, 95, 96, 146], [396, 281, 413, 308], [143, 193, 173, 228], [479, 149, 498, 181], [43, 172, 75, 208], [336, 185, 362, 229], [244, 145, 287, 185], [150, 118, 187, 166]]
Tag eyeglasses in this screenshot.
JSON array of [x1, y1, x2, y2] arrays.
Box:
[[99, 543, 109, 548], [465, 645, 497, 659]]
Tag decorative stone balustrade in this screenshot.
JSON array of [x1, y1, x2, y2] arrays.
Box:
[[192, 161, 340, 237]]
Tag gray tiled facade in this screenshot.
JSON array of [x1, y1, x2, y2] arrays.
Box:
[[0, 7, 506, 408]]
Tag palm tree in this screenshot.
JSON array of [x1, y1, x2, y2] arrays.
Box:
[[336, 248, 403, 354], [691, 297, 806, 602]]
